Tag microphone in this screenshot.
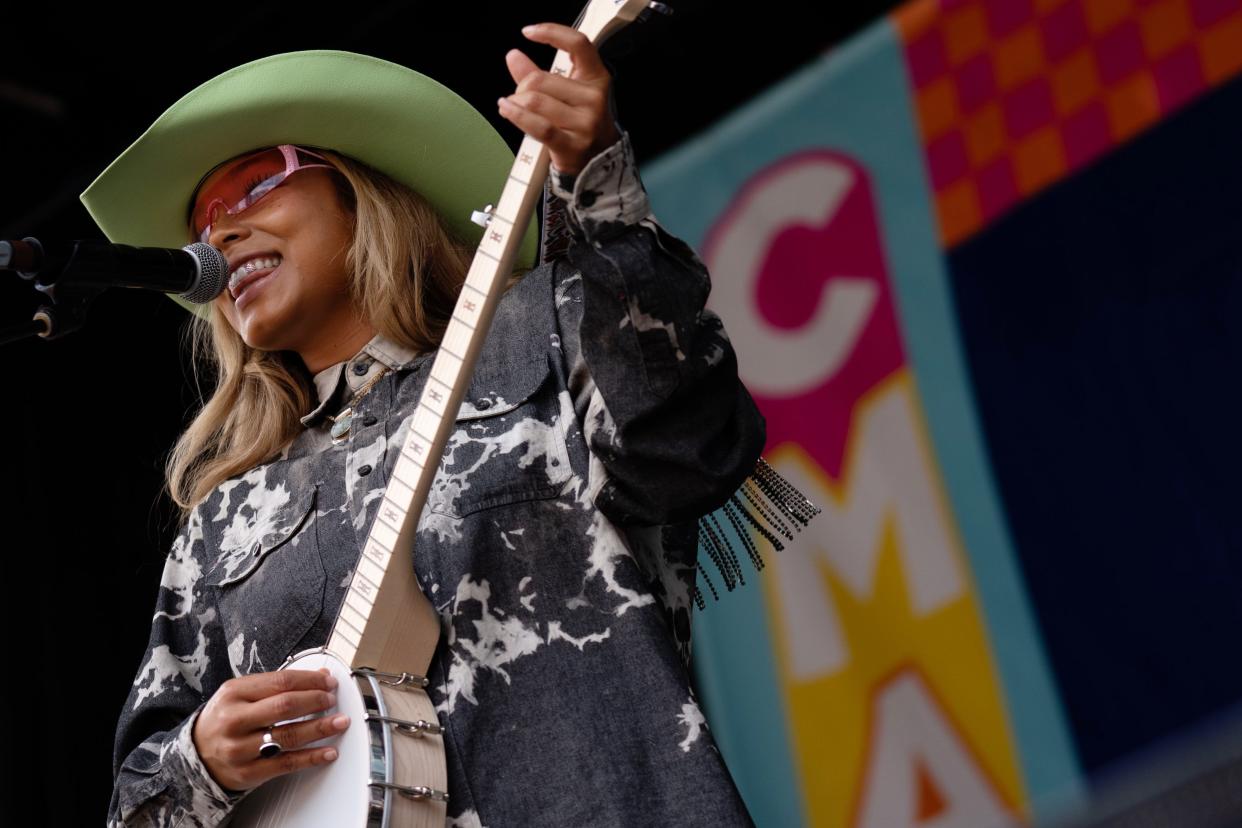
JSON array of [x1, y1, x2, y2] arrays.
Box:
[[1, 237, 229, 305]]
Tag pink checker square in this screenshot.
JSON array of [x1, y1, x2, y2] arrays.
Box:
[[986, 0, 1035, 37], [907, 30, 950, 87], [1189, 0, 1237, 27], [1040, 1, 1090, 62], [975, 157, 1020, 221], [1151, 45, 1205, 110], [1061, 102, 1113, 168], [955, 53, 998, 114], [1094, 20, 1146, 85], [1003, 78, 1055, 140], [927, 130, 971, 189]]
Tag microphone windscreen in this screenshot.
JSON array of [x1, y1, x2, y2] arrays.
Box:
[[179, 242, 229, 304]]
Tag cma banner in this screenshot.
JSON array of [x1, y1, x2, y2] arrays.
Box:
[[644, 1, 1242, 826]]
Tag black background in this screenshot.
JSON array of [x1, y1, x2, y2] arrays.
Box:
[[0, 1, 898, 823]]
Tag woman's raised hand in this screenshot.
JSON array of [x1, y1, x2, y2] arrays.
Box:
[[498, 22, 623, 177], [192, 668, 347, 792]]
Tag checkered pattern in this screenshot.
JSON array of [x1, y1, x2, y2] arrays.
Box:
[[893, 0, 1242, 247]]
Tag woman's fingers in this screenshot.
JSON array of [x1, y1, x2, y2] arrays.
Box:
[[269, 712, 351, 753], [499, 22, 619, 176], [224, 710, 347, 769], [209, 708, 348, 790], [504, 48, 601, 107], [519, 22, 611, 83], [194, 668, 344, 791], [502, 86, 595, 132], [222, 668, 336, 703], [233, 687, 338, 733], [498, 96, 595, 152], [273, 715, 350, 749], [232, 743, 341, 790]]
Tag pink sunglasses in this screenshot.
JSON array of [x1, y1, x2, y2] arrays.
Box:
[[189, 144, 337, 244]]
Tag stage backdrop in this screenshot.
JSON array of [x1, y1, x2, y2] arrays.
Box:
[[642, 0, 1242, 825]]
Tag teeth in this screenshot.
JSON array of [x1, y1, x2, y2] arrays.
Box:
[[230, 256, 282, 292], [231, 256, 281, 281]]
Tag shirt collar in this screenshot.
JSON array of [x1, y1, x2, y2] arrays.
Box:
[[299, 331, 424, 428]]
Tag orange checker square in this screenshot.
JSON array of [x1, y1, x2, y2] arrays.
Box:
[[1138, 0, 1194, 60], [891, 0, 939, 45], [918, 76, 961, 140], [1050, 48, 1102, 115], [994, 26, 1047, 92], [943, 4, 990, 66], [1012, 125, 1068, 194], [1199, 14, 1242, 85], [1033, 0, 1072, 11], [1084, 0, 1133, 35], [963, 103, 1007, 167], [1105, 71, 1161, 140], [936, 178, 983, 247]]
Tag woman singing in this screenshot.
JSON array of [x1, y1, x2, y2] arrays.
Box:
[[83, 24, 798, 827]]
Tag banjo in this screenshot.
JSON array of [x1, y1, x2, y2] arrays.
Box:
[[226, 1, 669, 825]]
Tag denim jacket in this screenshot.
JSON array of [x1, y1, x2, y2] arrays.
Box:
[[108, 126, 765, 827]]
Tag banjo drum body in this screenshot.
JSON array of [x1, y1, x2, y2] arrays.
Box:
[[225, 648, 449, 828]]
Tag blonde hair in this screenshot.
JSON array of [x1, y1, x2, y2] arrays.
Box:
[[165, 147, 529, 523]]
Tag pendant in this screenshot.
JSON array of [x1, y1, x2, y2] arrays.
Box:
[[329, 406, 353, 443]]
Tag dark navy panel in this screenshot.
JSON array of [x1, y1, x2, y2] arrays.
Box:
[[948, 74, 1242, 773]]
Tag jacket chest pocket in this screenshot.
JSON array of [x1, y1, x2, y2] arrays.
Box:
[[426, 356, 572, 519], [205, 485, 325, 674]]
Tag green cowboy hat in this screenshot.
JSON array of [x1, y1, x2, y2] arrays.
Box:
[[78, 49, 540, 319]]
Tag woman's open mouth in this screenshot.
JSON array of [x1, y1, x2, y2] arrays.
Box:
[[234, 265, 280, 310]]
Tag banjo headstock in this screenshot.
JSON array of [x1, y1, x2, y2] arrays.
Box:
[[570, 0, 673, 47]]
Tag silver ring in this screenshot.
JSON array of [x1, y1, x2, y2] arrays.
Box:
[[259, 727, 283, 759]]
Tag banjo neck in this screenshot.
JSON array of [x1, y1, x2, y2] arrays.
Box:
[[324, 0, 664, 680]]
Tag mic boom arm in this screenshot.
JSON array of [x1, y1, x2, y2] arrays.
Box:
[[1, 237, 227, 343]]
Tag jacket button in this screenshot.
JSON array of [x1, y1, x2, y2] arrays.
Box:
[[475, 398, 492, 410], [352, 361, 369, 376], [362, 414, 378, 427], [358, 464, 372, 477], [251, 541, 262, 556]]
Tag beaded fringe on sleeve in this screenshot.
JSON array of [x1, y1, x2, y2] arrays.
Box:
[[693, 457, 822, 609], [539, 178, 574, 267]]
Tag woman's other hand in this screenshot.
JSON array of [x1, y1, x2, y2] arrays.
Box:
[[499, 22, 623, 177], [192, 667, 348, 792]]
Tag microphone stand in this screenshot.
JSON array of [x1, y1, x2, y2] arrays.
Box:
[[1, 239, 105, 343]]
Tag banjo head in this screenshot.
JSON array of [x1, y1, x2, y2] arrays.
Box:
[[226, 649, 375, 826]]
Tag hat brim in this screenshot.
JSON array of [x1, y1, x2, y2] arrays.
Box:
[[79, 50, 539, 319]]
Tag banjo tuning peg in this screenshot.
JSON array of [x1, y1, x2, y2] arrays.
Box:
[[470, 204, 494, 228], [638, 2, 673, 22]]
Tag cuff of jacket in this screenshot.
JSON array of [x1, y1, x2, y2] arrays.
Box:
[[548, 124, 653, 246], [169, 706, 248, 822]]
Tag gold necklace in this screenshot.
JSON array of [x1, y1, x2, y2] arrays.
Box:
[[327, 364, 391, 444]]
